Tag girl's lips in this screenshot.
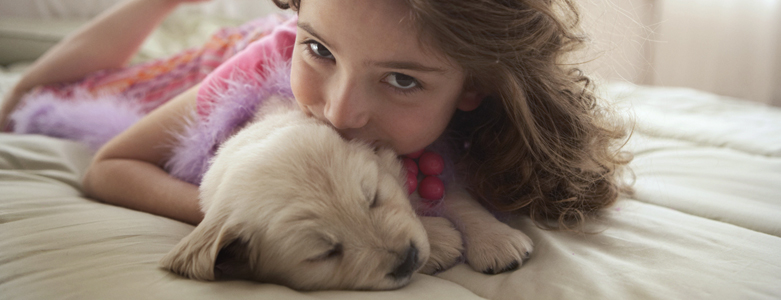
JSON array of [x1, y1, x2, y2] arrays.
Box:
[[303, 106, 316, 118]]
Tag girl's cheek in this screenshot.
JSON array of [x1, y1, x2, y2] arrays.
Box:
[[290, 57, 316, 108]]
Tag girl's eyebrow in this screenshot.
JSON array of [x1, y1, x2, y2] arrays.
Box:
[[298, 22, 446, 74], [298, 22, 331, 47]]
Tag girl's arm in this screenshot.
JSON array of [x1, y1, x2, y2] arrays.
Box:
[[1, 0, 205, 129], [82, 84, 204, 225]]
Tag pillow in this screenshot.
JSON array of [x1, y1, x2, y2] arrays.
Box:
[[0, 17, 85, 65]]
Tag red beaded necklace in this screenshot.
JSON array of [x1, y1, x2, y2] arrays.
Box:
[[401, 149, 445, 201]]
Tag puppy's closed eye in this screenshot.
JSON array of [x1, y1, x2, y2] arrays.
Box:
[[370, 193, 379, 209], [308, 243, 343, 261]]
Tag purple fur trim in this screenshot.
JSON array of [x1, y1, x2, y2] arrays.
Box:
[[10, 56, 293, 187], [164, 59, 294, 185], [11, 90, 144, 151]]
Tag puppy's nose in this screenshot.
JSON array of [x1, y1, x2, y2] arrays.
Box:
[[389, 245, 419, 280]]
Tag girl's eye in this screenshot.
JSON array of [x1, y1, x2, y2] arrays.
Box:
[[385, 73, 419, 90], [307, 41, 333, 59]]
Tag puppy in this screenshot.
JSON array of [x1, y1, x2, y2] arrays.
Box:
[[160, 101, 430, 290], [159, 98, 534, 289]]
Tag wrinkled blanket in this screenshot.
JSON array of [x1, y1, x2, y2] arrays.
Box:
[[2, 82, 780, 299]]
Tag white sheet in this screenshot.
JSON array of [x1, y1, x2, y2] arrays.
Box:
[[607, 83, 781, 236], [2, 80, 781, 299], [608, 83, 781, 157]]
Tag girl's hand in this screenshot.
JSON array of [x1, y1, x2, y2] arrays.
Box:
[[0, 86, 28, 132]]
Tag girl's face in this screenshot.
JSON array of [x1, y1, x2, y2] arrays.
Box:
[[290, 0, 481, 155]]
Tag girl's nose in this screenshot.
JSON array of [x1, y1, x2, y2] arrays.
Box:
[[324, 76, 370, 129]]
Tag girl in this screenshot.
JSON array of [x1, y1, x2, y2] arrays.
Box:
[[1, 0, 631, 274]]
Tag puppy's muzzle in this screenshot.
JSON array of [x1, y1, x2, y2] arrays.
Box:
[[389, 244, 420, 280]]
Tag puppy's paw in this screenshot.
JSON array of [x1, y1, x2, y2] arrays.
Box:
[[418, 216, 464, 274], [464, 222, 533, 274]]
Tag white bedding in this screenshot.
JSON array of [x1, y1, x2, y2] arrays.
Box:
[[2, 66, 780, 299]]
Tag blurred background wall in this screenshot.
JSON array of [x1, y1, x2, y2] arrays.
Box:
[[580, 0, 781, 106], [1, 0, 779, 106]]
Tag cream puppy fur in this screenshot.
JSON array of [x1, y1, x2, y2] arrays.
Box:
[[421, 188, 534, 275], [159, 98, 534, 290], [160, 100, 432, 290]]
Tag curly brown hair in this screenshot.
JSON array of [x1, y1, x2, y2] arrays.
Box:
[[273, 0, 633, 231]]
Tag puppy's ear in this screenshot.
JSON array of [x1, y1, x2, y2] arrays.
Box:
[[213, 239, 253, 280], [160, 212, 242, 281]]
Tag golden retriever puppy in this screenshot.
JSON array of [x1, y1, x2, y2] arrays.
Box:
[[160, 104, 430, 290]]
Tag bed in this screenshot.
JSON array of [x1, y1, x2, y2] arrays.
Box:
[[2, 10, 781, 300]]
